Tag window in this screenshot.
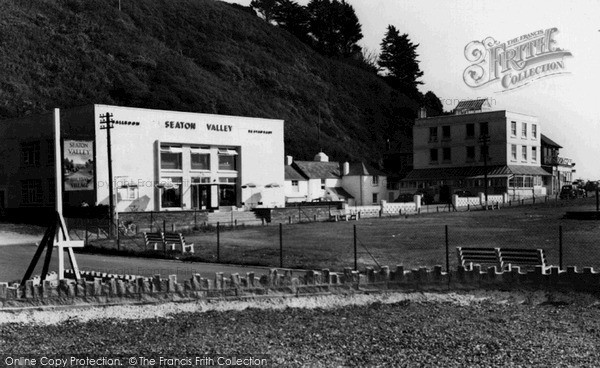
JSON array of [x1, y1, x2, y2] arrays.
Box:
[[291, 180, 299, 192], [532, 124, 537, 138], [511, 144, 517, 160], [218, 177, 237, 206], [466, 124, 475, 138], [218, 148, 238, 170], [480, 122, 489, 136], [532, 146, 537, 162], [522, 123, 527, 138], [372, 193, 378, 204], [160, 177, 182, 208], [480, 145, 489, 162], [429, 127, 438, 142], [466, 146, 475, 162], [442, 147, 451, 162], [191, 147, 210, 170], [21, 179, 43, 205], [442, 126, 451, 140], [511, 121, 517, 136], [21, 141, 40, 167], [320, 179, 326, 190], [160, 145, 182, 170], [429, 148, 438, 163], [372, 176, 379, 186], [522, 145, 527, 161]]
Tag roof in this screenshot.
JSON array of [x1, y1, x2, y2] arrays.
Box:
[[284, 165, 307, 181], [541, 134, 562, 149], [402, 165, 551, 181], [293, 161, 341, 179], [326, 187, 354, 200], [347, 162, 386, 176], [454, 99, 490, 113]]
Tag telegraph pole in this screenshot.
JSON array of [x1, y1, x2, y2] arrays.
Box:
[[479, 133, 490, 208], [99, 112, 115, 237]]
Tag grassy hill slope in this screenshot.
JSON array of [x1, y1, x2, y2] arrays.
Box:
[[0, 0, 418, 165]]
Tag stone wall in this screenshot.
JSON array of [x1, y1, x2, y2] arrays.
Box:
[[2, 265, 600, 308]]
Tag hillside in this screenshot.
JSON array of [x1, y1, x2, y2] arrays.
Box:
[[0, 0, 419, 165]]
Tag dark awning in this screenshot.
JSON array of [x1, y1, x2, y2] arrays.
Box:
[[402, 165, 551, 181]]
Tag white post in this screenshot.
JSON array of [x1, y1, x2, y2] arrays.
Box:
[[53, 108, 81, 280]]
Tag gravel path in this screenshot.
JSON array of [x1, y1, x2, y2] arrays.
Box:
[[2, 290, 600, 366]]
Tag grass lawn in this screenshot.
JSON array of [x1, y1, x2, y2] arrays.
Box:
[[91, 198, 600, 272]]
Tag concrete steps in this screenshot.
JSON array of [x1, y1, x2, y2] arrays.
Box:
[[206, 210, 263, 226]]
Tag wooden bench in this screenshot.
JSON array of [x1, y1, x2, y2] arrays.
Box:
[[329, 209, 358, 222], [144, 232, 166, 251], [164, 232, 195, 254], [499, 248, 547, 270], [456, 247, 501, 269], [456, 247, 548, 271]]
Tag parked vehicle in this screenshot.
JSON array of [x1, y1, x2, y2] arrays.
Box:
[[559, 185, 578, 199], [394, 193, 415, 203], [415, 189, 435, 205]]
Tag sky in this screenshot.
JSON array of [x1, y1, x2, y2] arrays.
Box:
[[224, 0, 600, 180]]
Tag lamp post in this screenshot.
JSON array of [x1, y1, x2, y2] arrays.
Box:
[[479, 133, 490, 208]]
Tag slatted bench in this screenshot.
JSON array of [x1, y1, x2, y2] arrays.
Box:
[[329, 209, 358, 221], [144, 232, 166, 251], [499, 248, 547, 270], [456, 247, 501, 269], [164, 232, 195, 254]]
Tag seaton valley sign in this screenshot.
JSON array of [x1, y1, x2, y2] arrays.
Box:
[[164, 121, 233, 132]]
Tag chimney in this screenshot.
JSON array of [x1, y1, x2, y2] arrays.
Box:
[[343, 162, 350, 176], [285, 155, 293, 166], [418, 107, 427, 118], [314, 152, 329, 162]]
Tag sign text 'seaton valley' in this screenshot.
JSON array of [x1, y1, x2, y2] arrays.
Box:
[[164, 121, 233, 132]]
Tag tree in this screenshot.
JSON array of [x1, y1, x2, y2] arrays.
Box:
[[272, 0, 311, 43], [422, 91, 444, 116], [306, 0, 363, 58], [378, 25, 423, 96], [250, 0, 278, 23]]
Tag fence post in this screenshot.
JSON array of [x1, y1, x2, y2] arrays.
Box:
[[150, 211, 153, 232], [217, 222, 220, 263], [279, 223, 283, 268], [559, 225, 563, 269], [445, 225, 449, 274], [354, 224, 357, 271]]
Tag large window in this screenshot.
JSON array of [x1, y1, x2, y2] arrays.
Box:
[[466, 124, 475, 138], [160, 177, 182, 208], [21, 179, 43, 205], [160, 145, 182, 170], [372, 176, 379, 186], [532, 124, 537, 138], [480, 145, 489, 162], [21, 141, 40, 167], [511, 144, 517, 160], [218, 148, 238, 170], [522, 123, 527, 138], [191, 147, 210, 170], [522, 145, 527, 161], [372, 193, 378, 204], [532, 146, 537, 162], [466, 146, 475, 162], [480, 122, 489, 136], [429, 127, 438, 142], [442, 147, 451, 162], [429, 148, 438, 163], [511, 121, 517, 136], [442, 126, 451, 140], [218, 177, 237, 206]]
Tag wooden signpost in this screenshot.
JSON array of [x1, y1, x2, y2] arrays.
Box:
[[21, 109, 82, 286]]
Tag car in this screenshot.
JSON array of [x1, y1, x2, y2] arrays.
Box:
[[454, 190, 473, 198], [414, 189, 435, 205], [559, 185, 577, 199]]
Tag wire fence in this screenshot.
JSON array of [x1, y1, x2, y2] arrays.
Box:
[[70, 196, 600, 273]]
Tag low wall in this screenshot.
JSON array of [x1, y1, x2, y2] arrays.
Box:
[[2, 265, 600, 308], [117, 211, 209, 233]]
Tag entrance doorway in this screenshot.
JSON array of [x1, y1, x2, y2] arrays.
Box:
[[218, 185, 237, 206], [192, 185, 211, 210]]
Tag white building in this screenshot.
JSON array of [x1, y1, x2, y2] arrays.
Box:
[[0, 104, 285, 216], [403, 99, 550, 201], [284, 152, 387, 206]]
